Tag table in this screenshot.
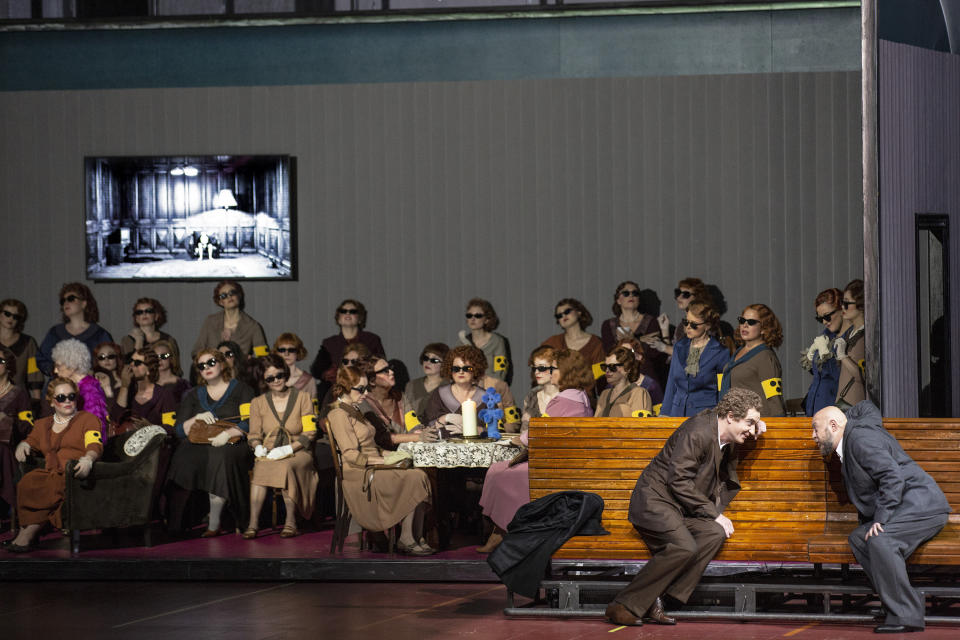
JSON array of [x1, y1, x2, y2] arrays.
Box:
[[398, 439, 519, 469]]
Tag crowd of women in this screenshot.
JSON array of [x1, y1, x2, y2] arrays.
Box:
[[0, 275, 865, 554]]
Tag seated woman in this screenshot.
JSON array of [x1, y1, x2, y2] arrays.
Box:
[[720, 304, 786, 416], [316, 343, 372, 420], [611, 338, 664, 407], [0, 298, 43, 406], [477, 348, 593, 552], [166, 349, 255, 537], [153, 339, 191, 401], [541, 298, 605, 378], [0, 346, 32, 519], [836, 279, 866, 410], [309, 300, 385, 391], [600, 281, 665, 386], [192, 281, 268, 360], [520, 346, 560, 429], [273, 333, 317, 400], [366, 357, 441, 444], [92, 341, 123, 402], [595, 346, 653, 417], [244, 354, 317, 539], [7, 377, 102, 552], [50, 339, 109, 436], [218, 340, 256, 389], [802, 288, 845, 416], [108, 349, 178, 434], [403, 343, 449, 429], [120, 298, 180, 363], [660, 299, 733, 417], [327, 366, 433, 555], [423, 345, 494, 430], [458, 298, 511, 383], [37, 283, 113, 378]]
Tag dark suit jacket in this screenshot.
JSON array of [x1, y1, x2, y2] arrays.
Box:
[[628, 412, 741, 532], [841, 401, 951, 525]]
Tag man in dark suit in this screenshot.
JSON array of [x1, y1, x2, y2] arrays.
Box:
[[812, 402, 950, 634], [605, 387, 765, 627]]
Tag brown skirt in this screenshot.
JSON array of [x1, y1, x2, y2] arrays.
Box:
[[251, 449, 318, 519], [17, 468, 66, 528]]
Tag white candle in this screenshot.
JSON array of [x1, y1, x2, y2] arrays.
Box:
[[461, 399, 478, 437]]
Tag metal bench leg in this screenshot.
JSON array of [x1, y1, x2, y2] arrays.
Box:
[[71, 529, 80, 556]]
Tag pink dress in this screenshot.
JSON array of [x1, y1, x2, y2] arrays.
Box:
[[479, 389, 593, 530]]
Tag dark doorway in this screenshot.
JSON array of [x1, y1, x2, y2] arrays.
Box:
[[916, 214, 952, 417]]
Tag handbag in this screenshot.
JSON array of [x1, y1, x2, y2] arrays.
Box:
[[187, 420, 244, 445]]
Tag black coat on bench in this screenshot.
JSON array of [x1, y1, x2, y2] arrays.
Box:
[[487, 490, 608, 598]]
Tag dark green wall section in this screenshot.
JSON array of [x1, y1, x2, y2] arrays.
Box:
[[0, 8, 859, 91]]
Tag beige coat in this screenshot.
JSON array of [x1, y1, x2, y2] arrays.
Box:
[[595, 383, 653, 417]]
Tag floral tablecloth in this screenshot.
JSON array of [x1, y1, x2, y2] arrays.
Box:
[[398, 440, 519, 468]]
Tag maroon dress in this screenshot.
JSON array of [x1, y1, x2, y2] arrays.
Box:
[[0, 386, 32, 509]]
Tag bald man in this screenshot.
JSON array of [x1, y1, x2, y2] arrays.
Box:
[[812, 402, 950, 633]]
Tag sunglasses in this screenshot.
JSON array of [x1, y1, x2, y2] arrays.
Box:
[[737, 316, 761, 327], [54, 392, 78, 403], [450, 365, 475, 374], [130, 359, 147, 367], [275, 347, 298, 354], [1, 309, 22, 321], [338, 308, 359, 315], [599, 363, 622, 373], [219, 350, 235, 358], [351, 385, 368, 394], [217, 290, 239, 300], [619, 289, 640, 298], [681, 319, 705, 329], [815, 309, 838, 324], [157, 352, 172, 360], [97, 353, 117, 361], [0, 358, 6, 366], [263, 373, 289, 384], [531, 365, 557, 373], [197, 358, 219, 371], [341, 358, 359, 366], [554, 308, 574, 320], [133, 308, 155, 316], [374, 366, 394, 376], [465, 313, 485, 319], [60, 294, 83, 305], [420, 355, 442, 364], [674, 289, 694, 299], [841, 300, 857, 309]]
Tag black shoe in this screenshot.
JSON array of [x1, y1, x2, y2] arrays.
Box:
[[4, 541, 36, 553], [874, 624, 923, 633]]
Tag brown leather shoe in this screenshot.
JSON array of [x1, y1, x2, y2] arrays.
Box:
[[643, 597, 677, 625], [604, 602, 643, 627], [200, 529, 221, 538]]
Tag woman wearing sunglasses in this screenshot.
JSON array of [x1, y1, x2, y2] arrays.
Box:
[[801, 288, 845, 416], [719, 304, 786, 416], [660, 300, 734, 417], [595, 346, 654, 417], [641, 277, 710, 357], [92, 341, 123, 402], [243, 354, 318, 540], [423, 345, 495, 429], [272, 333, 316, 401], [191, 280, 268, 362], [519, 346, 561, 429], [403, 343, 449, 429], [50, 339, 109, 437], [37, 283, 113, 379], [6, 377, 102, 553], [601, 281, 665, 387], [309, 300, 386, 393], [0, 298, 43, 405], [327, 365, 433, 555], [108, 348, 178, 435], [166, 349, 256, 537], [458, 298, 511, 383], [835, 279, 866, 409], [0, 345, 33, 518], [121, 298, 180, 363], [153, 339, 191, 401], [541, 298, 604, 382]]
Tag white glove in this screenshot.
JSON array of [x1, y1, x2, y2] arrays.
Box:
[[806, 344, 818, 363], [657, 313, 670, 336], [266, 445, 293, 460], [74, 456, 94, 478], [195, 411, 217, 424], [254, 444, 268, 458], [443, 413, 463, 427], [14, 440, 31, 463], [834, 337, 847, 360], [209, 430, 232, 447]]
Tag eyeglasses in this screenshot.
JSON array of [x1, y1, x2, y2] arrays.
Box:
[[134, 308, 155, 316], [54, 393, 78, 403], [450, 365, 475, 374], [197, 358, 219, 371], [841, 300, 857, 309], [681, 319, 705, 329], [1, 309, 22, 321], [263, 373, 289, 384], [530, 365, 557, 373], [219, 350, 235, 358], [217, 290, 238, 300], [465, 313, 485, 319], [619, 289, 640, 298], [674, 289, 693, 299], [60, 294, 83, 305], [420, 355, 442, 364], [554, 308, 574, 320], [341, 358, 359, 366], [157, 352, 172, 360], [374, 365, 394, 376], [276, 347, 298, 354], [737, 316, 760, 327], [351, 385, 368, 394], [599, 363, 622, 373], [97, 353, 117, 361], [338, 308, 359, 315], [130, 359, 147, 367], [815, 309, 838, 324]]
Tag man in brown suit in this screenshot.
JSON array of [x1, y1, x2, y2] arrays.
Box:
[[605, 387, 765, 627]]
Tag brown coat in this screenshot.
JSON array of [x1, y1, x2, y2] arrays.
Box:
[[595, 383, 653, 417], [192, 311, 268, 358]]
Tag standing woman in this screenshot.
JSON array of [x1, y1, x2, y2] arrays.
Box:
[[273, 333, 317, 401], [244, 354, 317, 539], [403, 343, 449, 429], [595, 346, 653, 417], [50, 339, 109, 435], [37, 283, 113, 378], [192, 281, 268, 360], [835, 279, 866, 409], [153, 339, 191, 401], [458, 298, 510, 383], [121, 298, 180, 363], [600, 281, 665, 386], [0, 346, 33, 517], [8, 378, 102, 552], [541, 298, 605, 378], [0, 299, 43, 405], [167, 349, 255, 537], [643, 278, 710, 357], [801, 288, 845, 416], [660, 300, 733, 417], [309, 300, 385, 390], [720, 304, 786, 416]]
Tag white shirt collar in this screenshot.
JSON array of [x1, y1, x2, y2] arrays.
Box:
[[835, 435, 844, 462]]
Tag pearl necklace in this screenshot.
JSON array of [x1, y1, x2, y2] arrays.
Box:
[[53, 412, 74, 425]]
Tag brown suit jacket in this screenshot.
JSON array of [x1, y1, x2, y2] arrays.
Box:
[[627, 412, 740, 532]]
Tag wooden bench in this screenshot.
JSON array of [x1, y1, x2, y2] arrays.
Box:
[[528, 416, 960, 566]]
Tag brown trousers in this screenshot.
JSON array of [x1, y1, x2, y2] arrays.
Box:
[[613, 517, 726, 617]]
